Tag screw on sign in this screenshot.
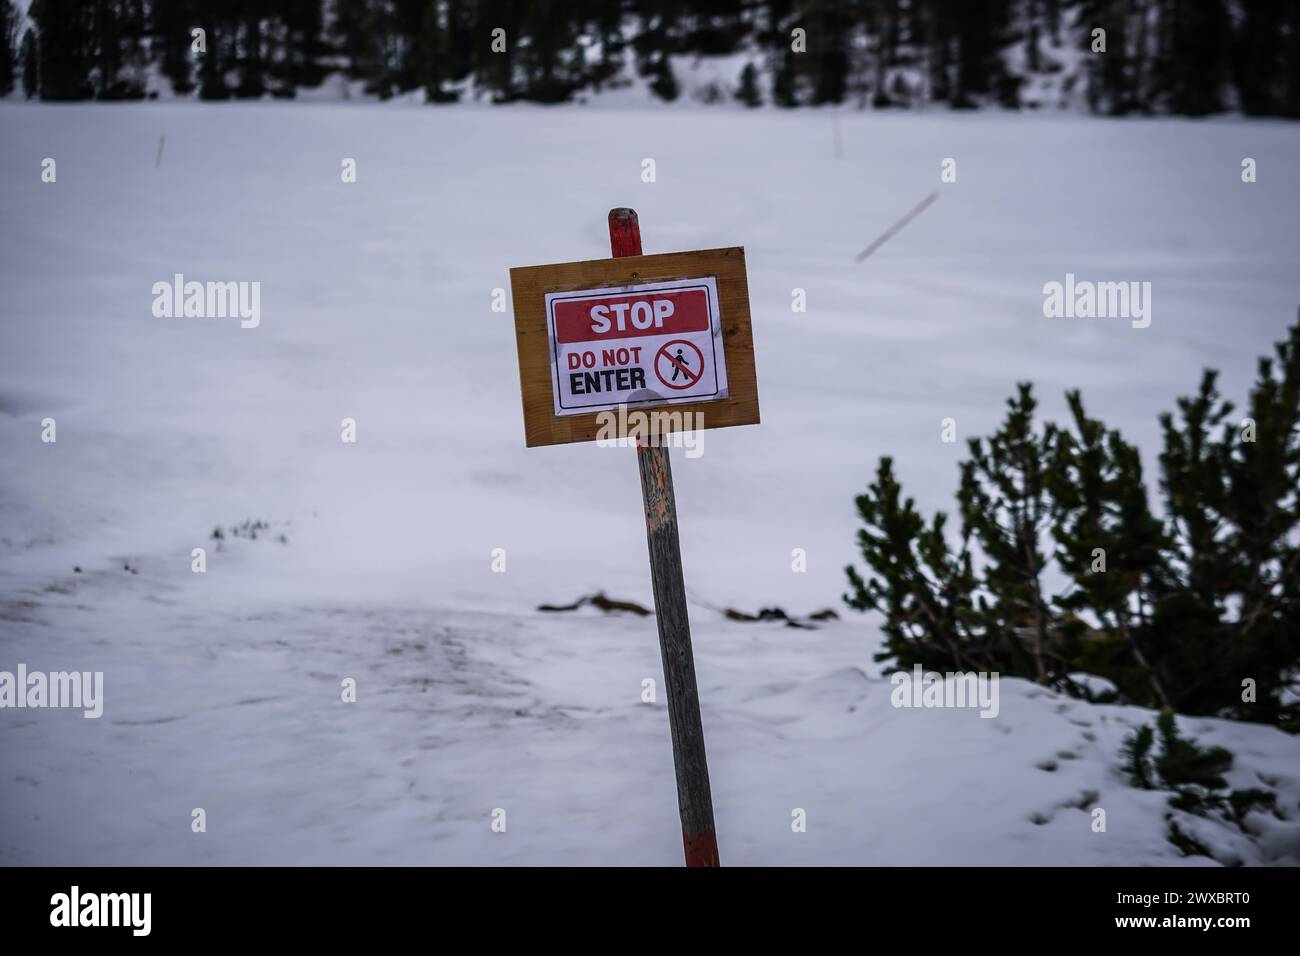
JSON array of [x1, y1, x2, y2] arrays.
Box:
[[509, 209, 760, 866]]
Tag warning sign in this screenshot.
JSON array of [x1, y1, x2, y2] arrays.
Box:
[[510, 245, 758, 447], [544, 277, 729, 416]]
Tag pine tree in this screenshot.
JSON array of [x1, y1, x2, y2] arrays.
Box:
[[195, 0, 232, 100], [1164, 0, 1229, 116], [518, 0, 582, 103], [30, 0, 93, 100], [1225, 321, 1300, 672], [736, 61, 761, 106], [1154, 707, 1232, 791], [1232, 0, 1284, 116], [844, 458, 991, 674], [235, 13, 267, 98], [847, 318, 1300, 728], [332, 0, 372, 83], [1076, 0, 1128, 115], [1120, 722, 1155, 788], [1049, 391, 1171, 706], [115, 0, 149, 99], [416, 0, 474, 103], [1024, 0, 1041, 74], [417, 0, 452, 102], [19, 27, 37, 98], [1157, 319, 1300, 723], [947, 0, 1012, 108], [0, 1, 17, 97], [1286, 1, 1300, 118], [869, 0, 895, 108], [1121, 709, 1240, 826], [632, 0, 682, 104], [808, 1, 848, 105], [647, 53, 677, 101], [330, 0, 407, 99], [681, 0, 747, 55], [278, 0, 328, 91], [153, 0, 197, 95], [921, 0, 952, 104], [598, 3, 628, 88], [959, 385, 1063, 684], [771, 50, 796, 107], [92, 0, 124, 98], [471, 0, 517, 102]]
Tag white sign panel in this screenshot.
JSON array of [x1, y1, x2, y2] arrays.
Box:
[[544, 276, 729, 416]]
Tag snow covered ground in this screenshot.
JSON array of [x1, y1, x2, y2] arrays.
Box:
[[2, 102, 1299, 864]]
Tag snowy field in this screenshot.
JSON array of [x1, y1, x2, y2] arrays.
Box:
[[1, 102, 1299, 865]]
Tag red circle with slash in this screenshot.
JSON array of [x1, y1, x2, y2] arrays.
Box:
[[654, 340, 705, 390]]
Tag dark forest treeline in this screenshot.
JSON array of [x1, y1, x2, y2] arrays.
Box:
[[3, 1, 1300, 117]]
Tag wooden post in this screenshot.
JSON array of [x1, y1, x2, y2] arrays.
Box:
[[608, 207, 721, 868]]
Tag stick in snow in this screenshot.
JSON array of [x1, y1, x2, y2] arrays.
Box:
[[854, 191, 938, 263], [155, 135, 166, 169]]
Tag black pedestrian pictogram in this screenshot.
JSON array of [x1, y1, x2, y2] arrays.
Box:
[[654, 340, 705, 390]]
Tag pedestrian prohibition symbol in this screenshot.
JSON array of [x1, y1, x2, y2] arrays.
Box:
[[654, 339, 704, 390]]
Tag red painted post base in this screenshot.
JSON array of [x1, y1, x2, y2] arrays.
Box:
[[683, 829, 721, 868]]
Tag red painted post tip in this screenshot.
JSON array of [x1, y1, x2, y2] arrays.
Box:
[[608, 208, 643, 258]]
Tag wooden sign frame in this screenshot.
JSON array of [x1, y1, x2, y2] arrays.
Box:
[[510, 246, 760, 448]]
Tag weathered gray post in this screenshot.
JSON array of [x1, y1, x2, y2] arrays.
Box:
[[608, 207, 720, 868]]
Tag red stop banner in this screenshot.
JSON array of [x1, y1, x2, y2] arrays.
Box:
[[553, 287, 710, 344]]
